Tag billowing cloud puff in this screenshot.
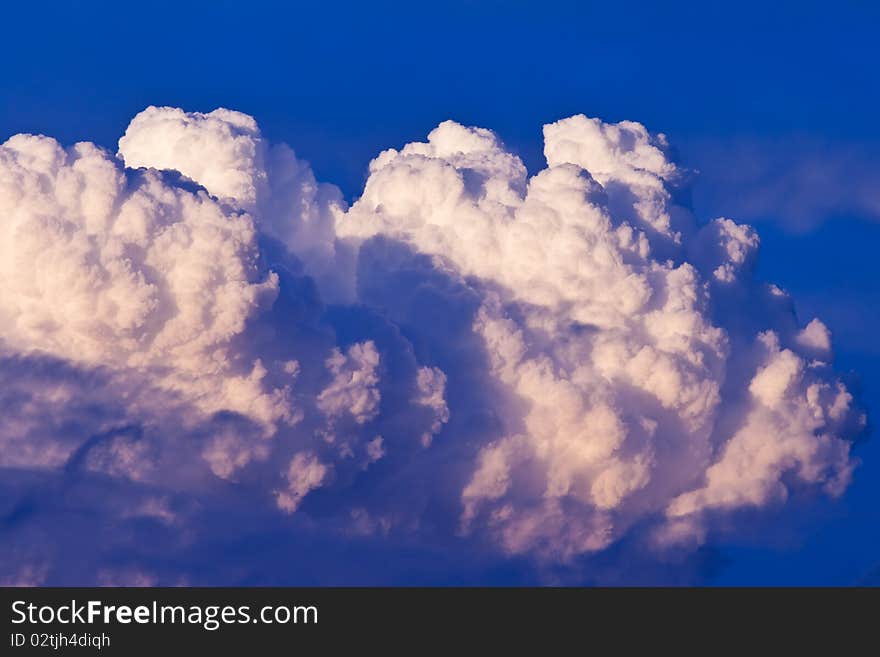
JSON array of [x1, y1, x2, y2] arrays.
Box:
[[119, 106, 351, 301], [0, 133, 290, 432], [0, 106, 865, 584]]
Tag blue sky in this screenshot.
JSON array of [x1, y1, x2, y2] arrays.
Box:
[[1, 0, 879, 584]]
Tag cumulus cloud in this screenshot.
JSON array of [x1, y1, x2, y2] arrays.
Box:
[[118, 106, 351, 301], [0, 106, 866, 583], [338, 111, 865, 560], [0, 133, 290, 432], [276, 452, 330, 513], [317, 341, 381, 426]]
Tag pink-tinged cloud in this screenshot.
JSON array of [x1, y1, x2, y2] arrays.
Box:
[[0, 107, 865, 583]]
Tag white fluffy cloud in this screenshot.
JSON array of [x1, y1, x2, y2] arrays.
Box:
[[317, 341, 381, 425], [338, 112, 865, 560], [0, 106, 866, 582], [0, 133, 294, 434], [0, 112, 445, 512], [118, 106, 351, 301]]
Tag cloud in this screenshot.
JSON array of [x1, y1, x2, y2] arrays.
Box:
[[340, 112, 864, 559], [119, 105, 352, 301], [317, 341, 381, 426], [0, 106, 866, 583], [0, 132, 289, 432], [688, 136, 880, 230]]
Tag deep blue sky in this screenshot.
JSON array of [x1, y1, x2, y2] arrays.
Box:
[[2, 0, 879, 584]]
